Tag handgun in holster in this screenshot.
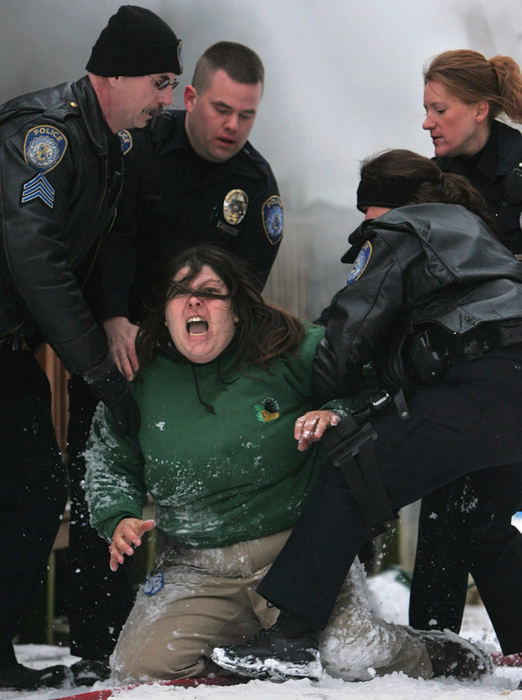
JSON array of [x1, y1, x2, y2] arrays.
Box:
[[323, 394, 397, 529]]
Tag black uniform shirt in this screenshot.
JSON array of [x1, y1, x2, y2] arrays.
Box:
[[314, 203, 522, 402], [97, 110, 283, 323], [436, 120, 522, 253]]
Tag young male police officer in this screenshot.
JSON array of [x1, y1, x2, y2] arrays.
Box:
[[65, 41, 283, 685], [100, 40, 283, 379], [0, 5, 181, 690]]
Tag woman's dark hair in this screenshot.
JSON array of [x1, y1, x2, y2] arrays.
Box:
[[136, 245, 305, 371], [424, 49, 522, 122], [359, 148, 500, 233]]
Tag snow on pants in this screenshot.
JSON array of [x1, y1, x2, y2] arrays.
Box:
[[0, 347, 67, 665], [112, 529, 433, 683], [257, 346, 522, 655]]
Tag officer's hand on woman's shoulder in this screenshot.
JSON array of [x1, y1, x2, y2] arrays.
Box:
[[103, 316, 140, 381]]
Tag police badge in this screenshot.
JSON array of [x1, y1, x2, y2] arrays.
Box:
[[223, 189, 248, 225], [262, 195, 284, 244], [21, 125, 68, 208]]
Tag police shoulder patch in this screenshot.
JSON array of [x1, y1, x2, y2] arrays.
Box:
[[262, 195, 284, 244], [21, 125, 68, 208], [118, 129, 133, 155], [24, 125, 68, 172], [346, 241, 372, 285]]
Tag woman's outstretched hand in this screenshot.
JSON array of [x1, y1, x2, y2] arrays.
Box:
[[294, 410, 340, 451], [109, 517, 155, 571]]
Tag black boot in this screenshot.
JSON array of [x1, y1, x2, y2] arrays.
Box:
[[71, 658, 111, 686], [211, 621, 321, 681], [411, 629, 493, 680], [0, 662, 74, 690]]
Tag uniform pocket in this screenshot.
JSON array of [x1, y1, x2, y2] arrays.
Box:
[[414, 385, 482, 434]]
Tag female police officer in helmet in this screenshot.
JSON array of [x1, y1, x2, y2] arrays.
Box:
[[212, 149, 522, 681]]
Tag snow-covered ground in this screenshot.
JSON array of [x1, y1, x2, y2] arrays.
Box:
[[2, 568, 519, 699]]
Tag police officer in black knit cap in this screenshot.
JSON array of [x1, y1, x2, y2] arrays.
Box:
[[0, 5, 181, 690], [63, 6, 184, 688]]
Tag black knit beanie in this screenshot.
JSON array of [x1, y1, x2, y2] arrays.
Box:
[[86, 5, 182, 77]]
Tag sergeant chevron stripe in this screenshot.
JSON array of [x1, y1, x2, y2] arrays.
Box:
[[21, 173, 55, 208]]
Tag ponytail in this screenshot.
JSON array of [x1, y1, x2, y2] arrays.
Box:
[[424, 49, 522, 123]]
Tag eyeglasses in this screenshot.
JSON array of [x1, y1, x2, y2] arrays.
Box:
[[149, 76, 180, 91]]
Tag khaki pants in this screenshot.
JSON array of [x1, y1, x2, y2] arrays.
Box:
[[112, 530, 288, 681], [112, 530, 433, 682]]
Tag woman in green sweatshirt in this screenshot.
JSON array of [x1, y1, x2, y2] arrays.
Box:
[[84, 245, 487, 684]]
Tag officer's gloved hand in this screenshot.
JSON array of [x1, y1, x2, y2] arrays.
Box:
[[83, 353, 140, 437]]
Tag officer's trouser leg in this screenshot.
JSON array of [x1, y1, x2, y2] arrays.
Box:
[[0, 349, 67, 665], [409, 483, 470, 634], [410, 463, 522, 654], [258, 352, 522, 645], [67, 375, 135, 660], [453, 463, 522, 654], [257, 462, 368, 630]]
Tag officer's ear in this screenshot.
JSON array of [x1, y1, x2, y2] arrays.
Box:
[[184, 84, 197, 112], [475, 101, 489, 123]]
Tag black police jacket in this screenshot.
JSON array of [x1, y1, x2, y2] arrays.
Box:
[[436, 121, 522, 253], [0, 76, 123, 372], [95, 109, 283, 323], [314, 203, 522, 402]]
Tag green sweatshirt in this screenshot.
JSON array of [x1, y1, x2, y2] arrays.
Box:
[[85, 324, 360, 549]]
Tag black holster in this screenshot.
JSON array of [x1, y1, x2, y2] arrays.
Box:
[[323, 405, 396, 529]]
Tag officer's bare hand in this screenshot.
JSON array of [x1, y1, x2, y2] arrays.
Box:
[[109, 517, 155, 571], [103, 316, 140, 381], [294, 410, 340, 452]]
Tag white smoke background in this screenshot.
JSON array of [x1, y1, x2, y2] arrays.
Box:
[[1, 0, 521, 317]]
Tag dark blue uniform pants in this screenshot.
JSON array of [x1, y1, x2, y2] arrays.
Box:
[[257, 347, 522, 655], [67, 375, 134, 660], [0, 348, 67, 667], [409, 465, 522, 641]]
